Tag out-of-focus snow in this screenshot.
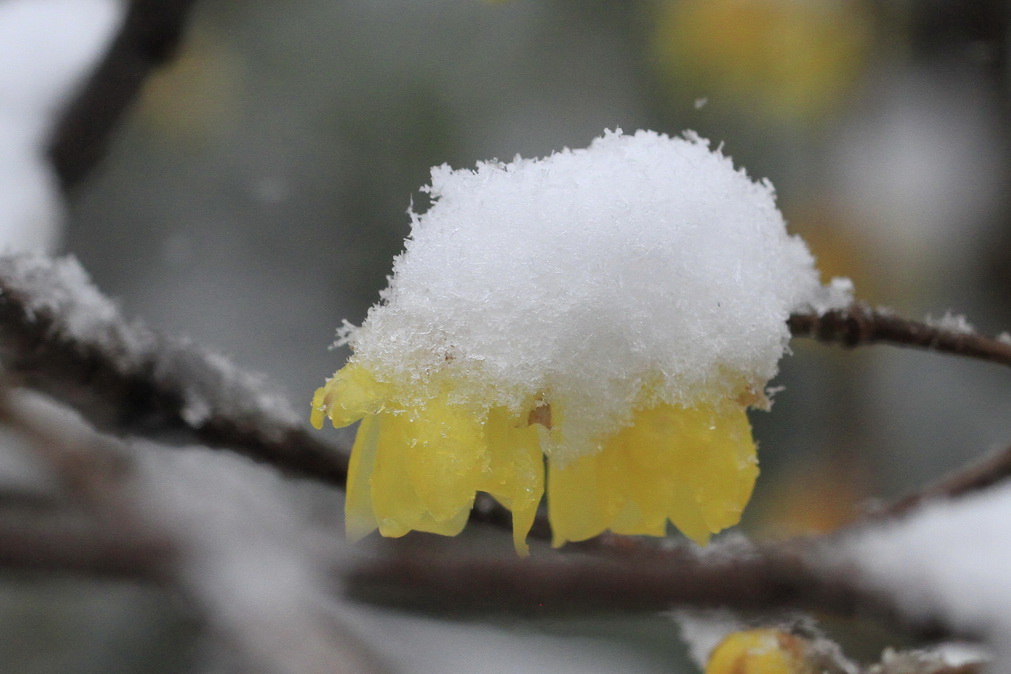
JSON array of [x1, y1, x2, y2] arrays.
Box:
[[873, 644, 991, 672], [0, 254, 302, 431], [833, 483, 1011, 668], [829, 66, 1005, 294], [671, 609, 748, 668], [131, 441, 389, 673], [132, 440, 680, 673], [349, 606, 677, 674], [1, 254, 149, 359], [924, 311, 975, 335], [0, 0, 122, 252]]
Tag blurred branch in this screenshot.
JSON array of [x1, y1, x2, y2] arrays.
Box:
[[0, 386, 177, 578], [0, 390, 132, 508], [877, 443, 1011, 519], [789, 303, 1011, 368], [48, 0, 200, 189], [345, 539, 959, 643], [0, 254, 350, 488], [0, 518, 172, 580], [0, 387, 391, 673]]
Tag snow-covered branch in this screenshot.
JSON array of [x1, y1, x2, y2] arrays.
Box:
[[0, 376, 391, 672], [0, 254, 351, 486]]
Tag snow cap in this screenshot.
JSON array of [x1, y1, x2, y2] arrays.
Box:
[[342, 129, 847, 459]]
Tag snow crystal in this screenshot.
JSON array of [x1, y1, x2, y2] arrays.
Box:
[[833, 483, 1011, 667], [806, 277, 854, 315], [924, 311, 975, 335], [343, 129, 848, 459]]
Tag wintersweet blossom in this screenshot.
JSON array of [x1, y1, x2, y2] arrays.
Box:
[[312, 130, 848, 554], [705, 629, 810, 673]]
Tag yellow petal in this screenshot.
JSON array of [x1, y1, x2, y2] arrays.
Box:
[[548, 400, 757, 547], [340, 395, 548, 552], [345, 414, 381, 541], [309, 385, 329, 430], [368, 407, 477, 538], [403, 395, 486, 522], [312, 362, 390, 429], [706, 629, 810, 674], [480, 407, 545, 555]]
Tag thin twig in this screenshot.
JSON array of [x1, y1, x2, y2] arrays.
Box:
[[792, 303, 1011, 517], [876, 443, 1011, 519], [48, 0, 200, 190], [789, 304, 1011, 368]]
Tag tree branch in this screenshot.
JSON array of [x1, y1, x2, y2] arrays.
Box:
[[48, 0, 200, 190], [344, 539, 958, 642], [0, 517, 172, 580], [789, 304, 1011, 368], [0, 254, 349, 488], [791, 303, 1011, 517], [876, 443, 1011, 519]]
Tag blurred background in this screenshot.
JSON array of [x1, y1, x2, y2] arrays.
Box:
[[6, 0, 1011, 671]]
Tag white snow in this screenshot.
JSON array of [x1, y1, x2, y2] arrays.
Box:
[[0, 254, 302, 431], [924, 311, 975, 335], [671, 608, 749, 668], [833, 483, 1011, 668], [1, 254, 146, 357], [342, 129, 849, 460], [811, 277, 854, 314]]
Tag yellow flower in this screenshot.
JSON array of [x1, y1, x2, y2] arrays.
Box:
[[313, 363, 758, 555], [706, 629, 813, 674], [652, 0, 873, 125], [312, 130, 847, 554]]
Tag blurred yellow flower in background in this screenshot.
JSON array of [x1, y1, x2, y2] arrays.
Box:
[[706, 629, 813, 674], [653, 0, 873, 124]]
